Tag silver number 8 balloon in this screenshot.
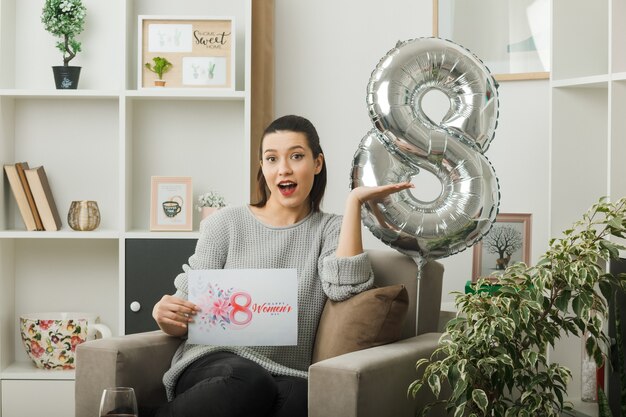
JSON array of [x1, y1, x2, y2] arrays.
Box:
[[351, 38, 500, 264]]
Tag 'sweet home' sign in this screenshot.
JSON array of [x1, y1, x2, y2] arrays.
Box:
[[139, 16, 235, 89]]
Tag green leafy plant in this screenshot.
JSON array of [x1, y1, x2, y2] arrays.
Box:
[[196, 190, 226, 212], [409, 197, 626, 417], [145, 57, 173, 80], [41, 0, 87, 66]]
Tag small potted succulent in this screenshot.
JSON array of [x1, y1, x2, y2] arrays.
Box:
[[197, 190, 226, 220], [145, 57, 173, 87], [41, 0, 87, 89]]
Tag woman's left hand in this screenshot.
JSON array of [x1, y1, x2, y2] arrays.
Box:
[[336, 182, 414, 257], [349, 182, 414, 204]]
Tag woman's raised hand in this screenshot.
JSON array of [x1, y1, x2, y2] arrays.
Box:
[[336, 182, 414, 258], [349, 182, 414, 204]]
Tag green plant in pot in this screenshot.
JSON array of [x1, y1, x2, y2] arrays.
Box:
[[41, 0, 87, 89], [409, 197, 626, 417], [145, 57, 173, 87]]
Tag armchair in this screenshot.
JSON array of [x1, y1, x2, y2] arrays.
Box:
[[76, 249, 447, 417]]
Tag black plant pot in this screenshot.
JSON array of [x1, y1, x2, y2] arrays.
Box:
[[52, 66, 81, 89]]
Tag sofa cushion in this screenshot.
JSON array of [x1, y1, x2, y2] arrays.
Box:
[[311, 284, 409, 363]]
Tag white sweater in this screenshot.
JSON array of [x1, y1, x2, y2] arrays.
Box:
[[162, 205, 374, 400]]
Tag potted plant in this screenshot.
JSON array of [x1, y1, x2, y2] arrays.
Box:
[[145, 57, 173, 87], [410, 197, 626, 417], [196, 190, 226, 220], [41, 0, 87, 89]]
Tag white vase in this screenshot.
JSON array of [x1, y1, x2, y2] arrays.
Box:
[[201, 207, 218, 220]]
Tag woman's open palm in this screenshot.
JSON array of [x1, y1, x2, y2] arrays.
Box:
[[351, 182, 414, 204]]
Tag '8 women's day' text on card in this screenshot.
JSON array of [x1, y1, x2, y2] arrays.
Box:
[[188, 269, 298, 346]]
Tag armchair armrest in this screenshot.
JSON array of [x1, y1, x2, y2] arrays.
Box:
[[75, 330, 182, 417], [308, 332, 448, 417]]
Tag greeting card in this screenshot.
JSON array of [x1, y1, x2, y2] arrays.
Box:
[[188, 269, 298, 346]]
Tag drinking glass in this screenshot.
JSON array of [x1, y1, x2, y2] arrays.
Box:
[[99, 387, 138, 417]]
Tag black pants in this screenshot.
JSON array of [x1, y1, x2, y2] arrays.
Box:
[[154, 352, 308, 417]]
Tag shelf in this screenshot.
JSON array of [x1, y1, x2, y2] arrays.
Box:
[[0, 230, 120, 239], [125, 99, 249, 231], [124, 230, 200, 239], [1, 362, 75, 380], [0, 89, 247, 100], [613, 72, 626, 81], [0, 229, 200, 240], [0, 0, 256, 412], [552, 75, 610, 89], [125, 89, 245, 100], [2, 98, 120, 232], [0, 89, 120, 99]]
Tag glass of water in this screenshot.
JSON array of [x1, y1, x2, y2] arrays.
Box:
[[99, 387, 138, 417]]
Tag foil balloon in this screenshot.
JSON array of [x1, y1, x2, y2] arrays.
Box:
[[351, 37, 500, 262]]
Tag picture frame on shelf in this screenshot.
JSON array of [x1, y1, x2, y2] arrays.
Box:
[[150, 176, 193, 231], [433, 0, 550, 81], [472, 213, 532, 282], [138, 16, 235, 89]]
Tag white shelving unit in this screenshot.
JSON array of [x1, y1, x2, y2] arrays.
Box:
[[0, 1, 253, 416], [550, 0, 625, 414]]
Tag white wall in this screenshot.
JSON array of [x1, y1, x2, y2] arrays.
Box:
[[274, 0, 550, 304]]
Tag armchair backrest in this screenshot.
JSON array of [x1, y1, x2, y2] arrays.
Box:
[[367, 250, 444, 338]]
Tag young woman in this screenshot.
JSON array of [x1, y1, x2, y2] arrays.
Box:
[[151, 115, 412, 417]]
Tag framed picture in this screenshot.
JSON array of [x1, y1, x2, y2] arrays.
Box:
[[138, 16, 235, 89], [150, 176, 193, 231], [472, 213, 532, 281], [433, 0, 549, 81]]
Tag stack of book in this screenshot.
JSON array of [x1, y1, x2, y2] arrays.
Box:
[[3, 162, 62, 231]]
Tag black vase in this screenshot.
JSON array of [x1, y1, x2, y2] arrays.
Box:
[[52, 66, 81, 89]]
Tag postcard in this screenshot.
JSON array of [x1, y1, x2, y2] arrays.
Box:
[[188, 269, 298, 346]]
